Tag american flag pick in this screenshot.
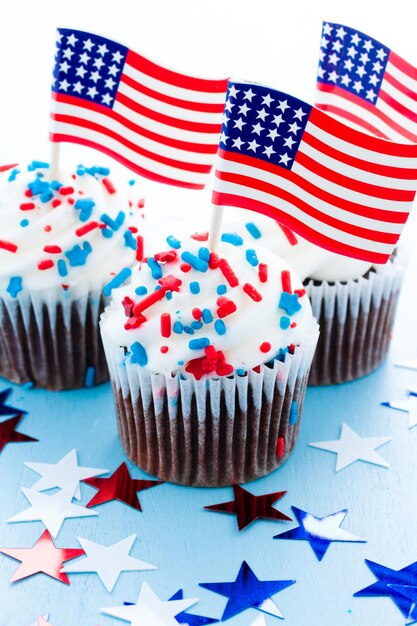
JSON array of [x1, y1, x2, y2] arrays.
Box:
[[212, 80, 417, 264], [51, 29, 228, 189], [316, 22, 417, 142]]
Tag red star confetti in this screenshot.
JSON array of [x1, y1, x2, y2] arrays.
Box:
[[0, 529, 84, 584], [204, 485, 292, 530], [0, 414, 37, 453], [28, 615, 52, 626], [84, 462, 164, 511]]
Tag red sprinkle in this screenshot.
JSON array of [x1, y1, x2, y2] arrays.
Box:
[[128, 226, 138, 233], [217, 297, 237, 319], [243, 283, 262, 302], [281, 270, 292, 294], [209, 252, 219, 269], [59, 186, 74, 196], [288, 344, 296, 354], [0, 239, 18, 253], [160, 313, 171, 338], [158, 275, 182, 292], [191, 232, 209, 241], [136, 235, 144, 262], [67, 198, 75, 205], [43, 245, 62, 254], [138, 198, 145, 208], [258, 263, 268, 283], [133, 275, 181, 316], [192, 307, 202, 320], [294, 288, 306, 298], [19, 202, 35, 211], [61, 284, 69, 290], [44, 225, 52, 232], [260, 342, 271, 353], [253, 365, 261, 373], [124, 314, 147, 330], [51, 198, 62, 208], [276, 437, 285, 459], [180, 263, 191, 273], [102, 177, 116, 194], [160, 345, 169, 353], [122, 296, 135, 317], [24, 189, 33, 198], [154, 250, 177, 263], [290, 322, 297, 328], [218, 258, 239, 287], [75, 221, 99, 237], [185, 346, 233, 380], [38, 259, 54, 270]]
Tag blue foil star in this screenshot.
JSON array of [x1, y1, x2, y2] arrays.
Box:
[[0, 389, 26, 416], [199, 560, 295, 620], [170, 590, 219, 625], [274, 507, 365, 561], [354, 559, 417, 618]]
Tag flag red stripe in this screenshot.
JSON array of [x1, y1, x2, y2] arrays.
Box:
[[314, 84, 417, 147], [51, 113, 211, 174], [303, 130, 417, 179], [316, 103, 390, 139], [126, 50, 229, 93], [116, 91, 221, 134], [120, 73, 225, 114], [53, 93, 217, 154], [217, 149, 409, 223], [212, 190, 390, 264], [50, 133, 205, 189], [384, 70, 417, 102], [379, 88, 417, 124], [389, 50, 417, 82], [215, 168, 399, 244]]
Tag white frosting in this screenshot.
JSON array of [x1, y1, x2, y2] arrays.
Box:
[[100, 236, 313, 378], [0, 163, 149, 293]]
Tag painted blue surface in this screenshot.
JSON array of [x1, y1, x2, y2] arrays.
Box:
[[1, 265, 417, 626]]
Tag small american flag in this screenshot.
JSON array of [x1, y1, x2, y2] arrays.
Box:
[[212, 80, 417, 264], [315, 22, 417, 143], [50, 28, 228, 189]]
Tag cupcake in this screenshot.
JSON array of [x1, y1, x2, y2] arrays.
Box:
[[100, 234, 318, 486], [0, 161, 148, 390]]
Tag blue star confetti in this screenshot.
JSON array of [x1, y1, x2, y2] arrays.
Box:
[[0, 388, 26, 416]]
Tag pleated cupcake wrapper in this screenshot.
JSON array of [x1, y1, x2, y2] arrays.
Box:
[[306, 260, 404, 386], [102, 320, 319, 487], [0, 286, 108, 390]]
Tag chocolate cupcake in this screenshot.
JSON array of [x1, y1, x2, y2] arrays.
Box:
[[100, 234, 318, 486], [0, 161, 148, 390]]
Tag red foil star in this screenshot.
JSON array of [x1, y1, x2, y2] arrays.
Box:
[[204, 485, 292, 530], [0, 414, 37, 453], [0, 529, 84, 584], [83, 462, 164, 511]]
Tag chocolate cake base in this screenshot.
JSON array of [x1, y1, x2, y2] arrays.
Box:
[[0, 295, 108, 390]]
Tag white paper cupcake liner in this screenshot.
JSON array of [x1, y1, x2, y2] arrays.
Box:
[[0, 285, 108, 390], [306, 259, 404, 385], [101, 320, 319, 486]]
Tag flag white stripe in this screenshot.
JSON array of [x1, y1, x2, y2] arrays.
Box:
[[377, 97, 417, 136], [386, 60, 417, 95], [382, 75, 417, 114], [123, 61, 226, 105], [216, 156, 406, 230], [50, 100, 215, 165], [213, 175, 394, 254]]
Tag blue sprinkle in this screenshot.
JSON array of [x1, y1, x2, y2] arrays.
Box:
[[165, 291, 173, 300], [198, 246, 210, 261], [276, 347, 289, 362], [221, 232, 243, 246], [189, 281, 200, 294], [101, 211, 125, 231], [147, 257, 163, 280], [181, 251, 208, 273], [8, 168, 20, 182], [84, 366, 96, 388], [216, 284, 227, 295], [50, 180, 62, 191], [135, 286, 148, 295], [184, 326, 195, 335], [23, 381, 34, 389], [173, 321, 183, 334], [191, 321, 203, 330], [289, 400, 299, 425], [103, 267, 132, 296], [202, 308, 213, 323], [28, 160, 49, 171], [101, 228, 113, 238], [123, 230, 137, 250], [6, 276, 23, 298], [166, 235, 181, 249], [279, 292, 301, 316], [177, 360, 184, 366], [74, 198, 95, 222], [28, 178, 51, 196], [20, 219, 29, 228], [57, 259, 68, 277], [65, 242, 93, 267], [128, 179, 136, 186], [280, 316, 291, 330], [246, 249, 259, 267], [40, 191, 54, 203], [245, 222, 262, 239], [189, 337, 210, 350], [130, 341, 148, 366], [214, 319, 226, 335], [79, 165, 110, 178], [236, 368, 246, 376]]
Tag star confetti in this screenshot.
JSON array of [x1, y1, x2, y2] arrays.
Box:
[[0, 388, 26, 416], [7, 484, 98, 538], [0, 529, 84, 584], [61, 534, 156, 592], [388, 585, 417, 623], [84, 462, 164, 511], [169, 590, 219, 625], [381, 392, 417, 429], [199, 561, 295, 620], [0, 414, 37, 454], [354, 559, 417, 618], [101, 581, 198, 625], [273, 507, 365, 560], [29, 616, 51, 626], [309, 423, 391, 471], [26, 449, 108, 500], [204, 485, 292, 531]]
